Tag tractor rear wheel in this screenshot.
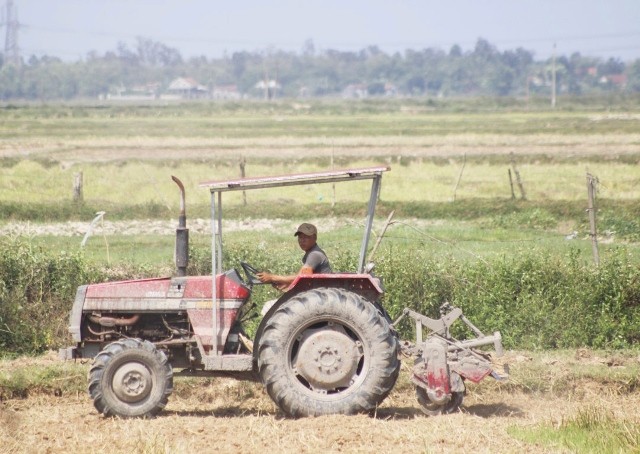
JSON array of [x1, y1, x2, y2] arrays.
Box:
[[257, 287, 400, 417], [88, 338, 173, 418]]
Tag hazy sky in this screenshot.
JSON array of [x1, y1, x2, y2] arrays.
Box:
[[7, 0, 640, 62]]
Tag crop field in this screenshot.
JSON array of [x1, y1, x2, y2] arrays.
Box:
[[1, 99, 640, 453]]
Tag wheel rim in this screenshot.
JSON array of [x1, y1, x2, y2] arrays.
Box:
[[111, 361, 153, 403], [290, 320, 366, 396]]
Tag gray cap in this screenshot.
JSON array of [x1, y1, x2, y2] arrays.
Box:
[[294, 223, 317, 237]]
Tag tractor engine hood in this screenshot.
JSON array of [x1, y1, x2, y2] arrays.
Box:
[[69, 270, 250, 343]]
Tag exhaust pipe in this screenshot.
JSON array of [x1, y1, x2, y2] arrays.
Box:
[[172, 176, 189, 277]]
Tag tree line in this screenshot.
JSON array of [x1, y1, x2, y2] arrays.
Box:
[[1, 37, 639, 100]]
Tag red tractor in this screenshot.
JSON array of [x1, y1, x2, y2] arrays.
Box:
[[61, 166, 507, 418]]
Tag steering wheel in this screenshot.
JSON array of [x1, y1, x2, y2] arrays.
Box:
[[240, 261, 263, 285]]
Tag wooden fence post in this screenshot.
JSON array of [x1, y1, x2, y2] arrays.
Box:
[[452, 153, 466, 202], [331, 148, 336, 208], [513, 166, 527, 200], [509, 153, 527, 200], [508, 168, 516, 199], [586, 173, 600, 266], [239, 157, 247, 205], [73, 171, 83, 203]]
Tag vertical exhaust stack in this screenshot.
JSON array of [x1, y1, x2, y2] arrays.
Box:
[[172, 176, 189, 277]]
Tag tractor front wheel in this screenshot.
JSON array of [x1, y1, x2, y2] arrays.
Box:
[[258, 287, 400, 417], [88, 338, 173, 418]]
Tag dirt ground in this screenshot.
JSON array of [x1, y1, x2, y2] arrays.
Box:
[[1, 358, 639, 454]]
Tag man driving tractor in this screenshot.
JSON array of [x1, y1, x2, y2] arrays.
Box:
[[257, 222, 332, 291]]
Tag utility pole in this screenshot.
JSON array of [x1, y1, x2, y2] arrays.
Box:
[[551, 42, 557, 108], [1, 0, 21, 66]]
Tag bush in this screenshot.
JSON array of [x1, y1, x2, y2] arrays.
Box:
[[377, 246, 640, 349], [0, 237, 101, 354], [2, 237, 639, 355]]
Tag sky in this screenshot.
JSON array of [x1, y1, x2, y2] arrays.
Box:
[[5, 0, 640, 62]]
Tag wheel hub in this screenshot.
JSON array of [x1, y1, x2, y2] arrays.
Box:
[[112, 362, 152, 403], [293, 324, 363, 392]]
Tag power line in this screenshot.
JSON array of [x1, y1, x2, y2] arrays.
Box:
[[21, 23, 640, 54]]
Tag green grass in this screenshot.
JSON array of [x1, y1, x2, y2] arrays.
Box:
[[2, 159, 640, 207], [2, 100, 640, 138], [25, 218, 640, 272], [0, 358, 87, 400], [510, 406, 640, 453]]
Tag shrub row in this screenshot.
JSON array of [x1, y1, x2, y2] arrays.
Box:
[[0, 238, 93, 354], [172, 242, 640, 350], [1, 237, 639, 355], [376, 247, 640, 349], [0, 238, 136, 355]]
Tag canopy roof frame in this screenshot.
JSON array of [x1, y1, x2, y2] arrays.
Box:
[[200, 165, 389, 355]]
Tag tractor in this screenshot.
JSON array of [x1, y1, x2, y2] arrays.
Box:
[[60, 166, 508, 418]]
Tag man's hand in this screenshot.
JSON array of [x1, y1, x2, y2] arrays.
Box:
[[258, 266, 312, 291]]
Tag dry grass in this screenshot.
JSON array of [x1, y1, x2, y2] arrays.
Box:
[[1, 351, 639, 453], [2, 133, 640, 164]]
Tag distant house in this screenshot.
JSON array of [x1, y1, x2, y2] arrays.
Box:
[[212, 84, 241, 100], [104, 82, 160, 101], [164, 77, 208, 99], [341, 83, 368, 99], [254, 79, 281, 99], [599, 74, 628, 87], [384, 82, 398, 97]]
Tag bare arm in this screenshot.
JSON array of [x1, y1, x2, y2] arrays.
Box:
[[258, 265, 313, 290]]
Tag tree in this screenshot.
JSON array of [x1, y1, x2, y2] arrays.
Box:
[[0, 37, 634, 100], [627, 59, 640, 92], [473, 38, 499, 62], [598, 57, 625, 75], [135, 37, 183, 67], [449, 44, 462, 58], [302, 39, 315, 57], [0, 63, 21, 99]]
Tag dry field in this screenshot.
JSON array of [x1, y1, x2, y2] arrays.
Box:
[[3, 133, 640, 164], [1, 351, 639, 453]]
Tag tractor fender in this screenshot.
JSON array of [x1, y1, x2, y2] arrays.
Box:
[[253, 274, 384, 362], [69, 285, 88, 343]]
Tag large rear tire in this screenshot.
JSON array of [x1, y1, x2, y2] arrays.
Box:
[[258, 287, 400, 417], [88, 338, 173, 418]]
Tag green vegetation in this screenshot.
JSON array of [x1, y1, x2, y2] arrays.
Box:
[[511, 406, 640, 453], [2, 233, 640, 354], [0, 358, 86, 399], [3, 100, 640, 140]]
